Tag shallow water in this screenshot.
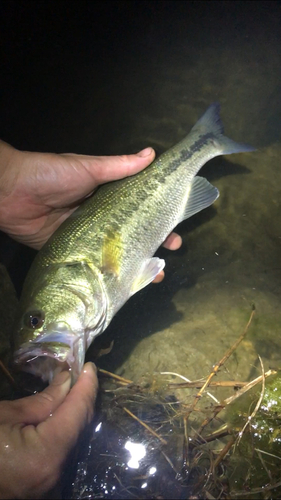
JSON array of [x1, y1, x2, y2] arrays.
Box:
[[1, 1, 281, 498]]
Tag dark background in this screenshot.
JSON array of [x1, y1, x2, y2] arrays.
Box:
[[1, 3, 281, 496], [0, 0, 280, 294], [0, 0, 280, 295], [1, 0, 280, 153]]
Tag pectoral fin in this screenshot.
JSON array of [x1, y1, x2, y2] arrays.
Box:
[[130, 257, 165, 295], [179, 176, 219, 223]]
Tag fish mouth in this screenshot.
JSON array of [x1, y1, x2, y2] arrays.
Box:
[[14, 330, 85, 384]]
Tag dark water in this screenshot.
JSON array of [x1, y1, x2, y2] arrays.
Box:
[[1, 1, 281, 498]]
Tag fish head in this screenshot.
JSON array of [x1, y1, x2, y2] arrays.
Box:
[[14, 267, 107, 384]]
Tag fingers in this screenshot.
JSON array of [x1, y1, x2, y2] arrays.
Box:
[[0, 370, 72, 426], [0, 364, 98, 499], [152, 270, 165, 283], [81, 147, 155, 184], [37, 362, 98, 452], [162, 232, 182, 250], [152, 232, 182, 283]]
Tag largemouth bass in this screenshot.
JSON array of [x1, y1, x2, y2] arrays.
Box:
[[14, 103, 255, 383]]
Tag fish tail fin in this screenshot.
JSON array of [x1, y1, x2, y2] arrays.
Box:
[[192, 102, 256, 155]]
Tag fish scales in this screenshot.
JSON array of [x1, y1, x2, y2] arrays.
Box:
[[23, 133, 217, 296], [15, 103, 255, 383]]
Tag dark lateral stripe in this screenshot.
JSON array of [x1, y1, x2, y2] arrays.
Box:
[[168, 132, 213, 171]]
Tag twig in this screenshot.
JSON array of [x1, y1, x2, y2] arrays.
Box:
[[197, 367, 275, 439], [113, 473, 140, 499], [254, 448, 281, 461], [169, 380, 247, 389], [203, 491, 216, 500], [161, 449, 178, 473], [212, 435, 236, 472], [230, 479, 281, 497], [0, 360, 17, 388], [223, 369, 275, 406], [236, 355, 265, 447], [162, 372, 220, 403], [189, 305, 255, 420], [256, 449, 272, 481], [123, 406, 167, 445], [195, 306, 256, 435], [160, 371, 192, 382], [196, 424, 232, 444], [98, 368, 132, 385], [197, 406, 224, 436], [183, 415, 189, 467]]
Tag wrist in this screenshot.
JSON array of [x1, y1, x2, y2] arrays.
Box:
[[0, 140, 20, 193], [0, 140, 25, 235], [0, 139, 17, 170]]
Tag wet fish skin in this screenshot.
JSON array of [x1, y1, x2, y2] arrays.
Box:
[[14, 103, 255, 383]]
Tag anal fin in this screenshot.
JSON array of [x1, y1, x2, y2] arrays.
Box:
[[179, 176, 219, 223]]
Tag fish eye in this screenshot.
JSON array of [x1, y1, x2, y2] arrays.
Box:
[[24, 310, 45, 330]]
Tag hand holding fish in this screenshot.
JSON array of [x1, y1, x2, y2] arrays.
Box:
[[8, 104, 254, 386], [0, 362, 97, 499], [0, 140, 181, 278], [0, 142, 181, 500], [0, 104, 254, 499]]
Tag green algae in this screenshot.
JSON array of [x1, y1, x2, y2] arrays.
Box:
[[225, 373, 281, 497]]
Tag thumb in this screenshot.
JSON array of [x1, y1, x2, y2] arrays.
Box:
[[2, 370, 72, 426], [37, 362, 98, 450], [71, 147, 155, 185]]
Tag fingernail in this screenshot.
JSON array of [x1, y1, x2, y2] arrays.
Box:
[[83, 361, 97, 375], [137, 147, 153, 157], [52, 370, 71, 386]]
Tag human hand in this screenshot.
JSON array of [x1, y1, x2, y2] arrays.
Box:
[[0, 363, 97, 499], [0, 141, 182, 280]]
